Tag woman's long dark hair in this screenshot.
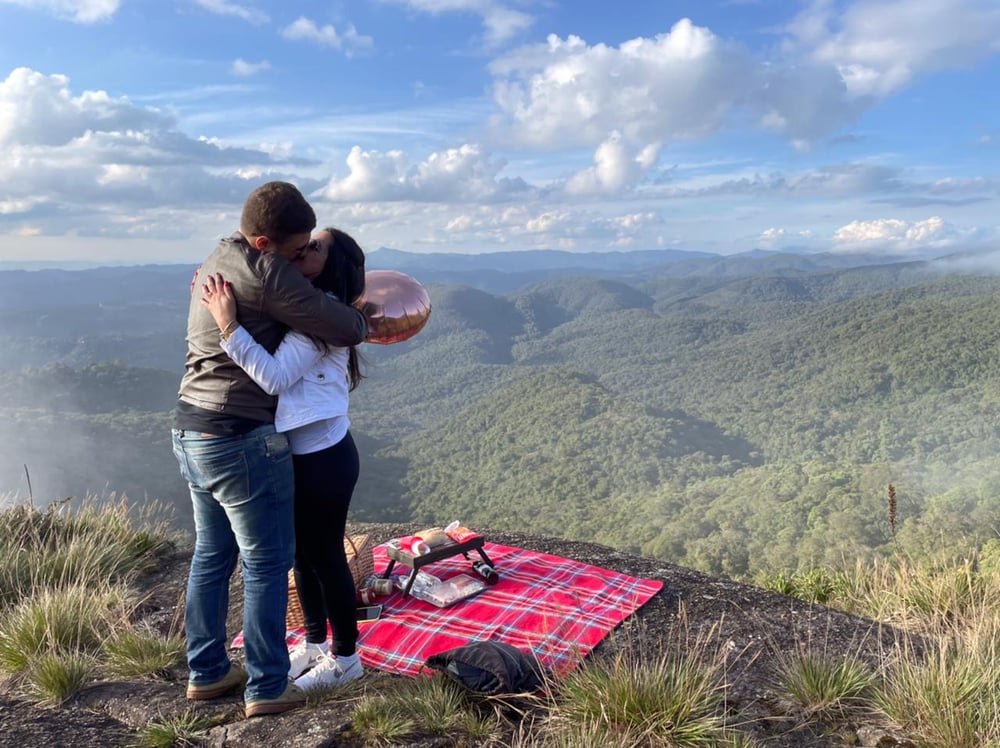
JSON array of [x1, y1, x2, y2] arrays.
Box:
[[312, 227, 366, 391]]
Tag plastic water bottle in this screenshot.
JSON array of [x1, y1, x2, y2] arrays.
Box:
[[403, 569, 440, 595]]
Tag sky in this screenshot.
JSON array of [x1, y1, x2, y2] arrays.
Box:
[[0, 0, 998, 265]]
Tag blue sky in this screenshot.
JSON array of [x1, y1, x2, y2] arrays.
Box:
[[0, 0, 998, 265]]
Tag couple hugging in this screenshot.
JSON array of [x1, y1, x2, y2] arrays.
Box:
[[172, 181, 371, 718]]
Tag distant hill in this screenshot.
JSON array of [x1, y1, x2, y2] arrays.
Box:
[[3, 248, 1000, 577], [364, 246, 929, 292], [396, 369, 757, 548], [366, 246, 714, 271]]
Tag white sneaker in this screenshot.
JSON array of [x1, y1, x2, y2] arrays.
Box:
[[293, 653, 363, 692], [287, 641, 329, 679]]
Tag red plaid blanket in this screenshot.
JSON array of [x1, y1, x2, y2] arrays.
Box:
[[234, 541, 662, 677]]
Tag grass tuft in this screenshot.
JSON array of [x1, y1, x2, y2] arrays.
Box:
[[0, 584, 124, 675], [757, 567, 846, 605], [0, 497, 174, 614], [396, 675, 468, 735], [21, 650, 95, 705], [554, 649, 730, 745], [134, 711, 220, 748], [875, 622, 1000, 748], [349, 697, 419, 746], [104, 625, 185, 679], [349, 675, 503, 745], [774, 648, 875, 723]]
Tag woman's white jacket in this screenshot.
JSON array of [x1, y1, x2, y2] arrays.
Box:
[[221, 324, 350, 433]]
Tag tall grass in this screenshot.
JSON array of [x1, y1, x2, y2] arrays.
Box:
[[350, 623, 758, 748], [0, 583, 124, 673], [0, 496, 175, 703], [22, 651, 97, 706], [0, 496, 173, 612], [349, 676, 503, 746], [136, 712, 221, 748], [831, 555, 994, 633], [104, 625, 185, 678], [765, 543, 1000, 747], [7, 491, 1000, 746], [773, 647, 875, 724], [876, 609, 1000, 747]]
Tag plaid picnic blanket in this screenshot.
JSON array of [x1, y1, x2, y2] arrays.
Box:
[[234, 541, 663, 677]]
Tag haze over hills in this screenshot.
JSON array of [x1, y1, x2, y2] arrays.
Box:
[[365, 245, 969, 292], [2, 245, 1000, 578]]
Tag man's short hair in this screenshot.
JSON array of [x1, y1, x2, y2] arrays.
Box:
[[240, 181, 316, 242]]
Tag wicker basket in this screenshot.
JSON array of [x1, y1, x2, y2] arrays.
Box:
[[286, 533, 374, 630]]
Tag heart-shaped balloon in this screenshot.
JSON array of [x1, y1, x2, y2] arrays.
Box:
[[354, 270, 431, 344]]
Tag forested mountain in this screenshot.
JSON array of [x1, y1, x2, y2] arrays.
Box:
[[2, 248, 999, 580]]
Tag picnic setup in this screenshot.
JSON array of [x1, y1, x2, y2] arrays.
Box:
[[234, 523, 663, 693]]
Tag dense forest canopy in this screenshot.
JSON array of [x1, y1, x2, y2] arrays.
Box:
[[3, 248, 1000, 579]]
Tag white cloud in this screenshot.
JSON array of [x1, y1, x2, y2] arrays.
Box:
[[97, 163, 150, 186], [319, 143, 531, 202], [281, 18, 375, 57], [490, 21, 750, 149], [0, 68, 172, 149], [433, 205, 659, 248], [231, 59, 270, 76], [759, 227, 786, 244], [488, 4, 1000, 151], [564, 132, 661, 195], [191, 0, 268, 25], [322, 199, 661, 254], [835, 217, 927, 243], [0, 198, 45, 214], [648, 163, 917, 201], [480, 4, 533, 47], [789, 0, 1000, 98], [832, 215, 963, 253], [0, 68, 302, 238], [487, 18, 877, 149], [379, 0, 532, 47], [525, 210, 573, 234], [0, 0, 120, 22]]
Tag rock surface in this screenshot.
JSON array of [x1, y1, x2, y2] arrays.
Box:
[[0, 522, 910, 747]]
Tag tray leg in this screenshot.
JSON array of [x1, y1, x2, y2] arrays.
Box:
[[402, 568, 417, 596], [476, 547, 496, 568]]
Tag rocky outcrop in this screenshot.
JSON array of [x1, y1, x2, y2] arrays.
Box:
[[0, 523, 911, 747]]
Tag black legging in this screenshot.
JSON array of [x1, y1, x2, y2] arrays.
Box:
[[291, 431, 360, 655]]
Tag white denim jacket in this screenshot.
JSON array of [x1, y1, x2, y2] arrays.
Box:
[[221, 323, 350, 444]]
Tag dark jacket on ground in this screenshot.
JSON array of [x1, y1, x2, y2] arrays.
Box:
[[177, 233, 368, 424]]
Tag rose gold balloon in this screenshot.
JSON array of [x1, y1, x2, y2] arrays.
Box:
[[354, 270, 432, 344]]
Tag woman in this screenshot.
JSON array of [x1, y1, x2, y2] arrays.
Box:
[[199, 227, 366, 691]]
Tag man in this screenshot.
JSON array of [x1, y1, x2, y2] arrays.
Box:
[[171, 181, 367, 718]]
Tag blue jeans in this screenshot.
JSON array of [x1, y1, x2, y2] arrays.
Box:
[[172, 425, 295, 702]]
